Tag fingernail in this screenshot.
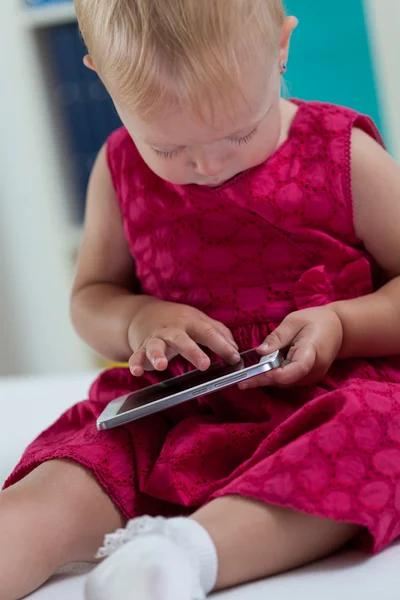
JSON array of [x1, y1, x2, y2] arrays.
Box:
[[130, 366, 140, 376], [199, 358, 209, 370], [260, 343, 269, 352], [153, 358, 162, 368], [233, 353, 241, 362], [239, 382, 248, 390]]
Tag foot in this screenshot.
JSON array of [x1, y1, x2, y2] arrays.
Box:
[[85, 533, 205, 600]]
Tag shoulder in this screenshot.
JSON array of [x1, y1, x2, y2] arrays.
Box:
[[291, 100, 357, 130], [291, 100, 383, 143], [351, 127, 400, 275], [105, 127, 139, 195], [351, 126, 387, 168], [106, 126, 135, 160], [351, 127, 396, 217]]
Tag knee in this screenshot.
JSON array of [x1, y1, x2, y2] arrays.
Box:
[[0, 486, 33, 531], [0, 479, 72, 564]]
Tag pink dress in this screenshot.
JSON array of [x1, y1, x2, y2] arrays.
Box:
[[6, 101, 400, 552]]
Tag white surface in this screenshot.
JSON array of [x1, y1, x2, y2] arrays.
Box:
[[0, 371, 97, 482], [365, 0, 400, 159], [0, 0, 92, 375], [1, 372, 400, 599]]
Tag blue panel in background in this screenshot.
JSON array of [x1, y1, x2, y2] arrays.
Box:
[[284, 0, 382, 132], [48, 23, 122, 223]]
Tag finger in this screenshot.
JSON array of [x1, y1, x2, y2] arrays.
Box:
[[190, 321, 241, 364], [209, 319, 239, 350], [286, 344, 297, 363], [129, 349, 147, 376], [272, 342, 316, 386], [145, 338, 169, 371], [239, 342, 317, 389], [238, 369, 282, 390], [261, 343, 316, 387], [258, 318, 301, 354], [162, 328, 211, 370]]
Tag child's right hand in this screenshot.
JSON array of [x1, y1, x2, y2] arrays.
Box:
[[128, 299, 240, 376]]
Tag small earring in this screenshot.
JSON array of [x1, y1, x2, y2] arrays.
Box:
[[280, 61, 287, 75]]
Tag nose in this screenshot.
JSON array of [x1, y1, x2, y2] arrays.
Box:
[[193, 149, 230, 178]]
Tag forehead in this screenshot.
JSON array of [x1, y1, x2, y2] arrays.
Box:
[[117, 60, 276, 146], [126, 100, 268, 146]]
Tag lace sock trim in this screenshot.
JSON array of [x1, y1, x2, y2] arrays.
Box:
[[96, 516, 207, 600]]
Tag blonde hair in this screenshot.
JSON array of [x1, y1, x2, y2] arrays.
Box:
[[75, 0, 285, 119]]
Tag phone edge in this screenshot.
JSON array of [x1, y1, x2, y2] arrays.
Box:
[[97, 351, 283, 430]]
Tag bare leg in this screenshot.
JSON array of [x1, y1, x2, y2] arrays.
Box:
[[192, 495, 360, 590], [0, 460, 125, 600]]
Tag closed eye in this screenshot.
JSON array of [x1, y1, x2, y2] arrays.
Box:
[[229, 128, 257, 146], [151, 125, 258, 158], [152, 147, 183, 159]]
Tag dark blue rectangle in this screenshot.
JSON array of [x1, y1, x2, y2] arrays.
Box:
[[47, 23, 122, 222]]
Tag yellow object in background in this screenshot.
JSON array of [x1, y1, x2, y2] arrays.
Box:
[[100, 360, 129, 369]]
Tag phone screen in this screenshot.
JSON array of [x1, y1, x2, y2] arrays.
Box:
[[117, 349, 262, 414]]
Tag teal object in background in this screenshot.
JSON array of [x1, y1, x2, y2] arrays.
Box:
[[284, 0, 382, 132]]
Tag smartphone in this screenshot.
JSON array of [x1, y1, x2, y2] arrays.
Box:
[[97, 349, 284, 430]]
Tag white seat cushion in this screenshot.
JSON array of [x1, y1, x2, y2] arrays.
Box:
[[1, 373, 400, 599]]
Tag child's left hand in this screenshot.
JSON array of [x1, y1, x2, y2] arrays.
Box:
[[239, 306, 343, 389]]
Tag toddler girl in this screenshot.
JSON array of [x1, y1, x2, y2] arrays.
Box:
[[3, 1, 400, 599]]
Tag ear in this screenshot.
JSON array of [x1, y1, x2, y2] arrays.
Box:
[[83, 54, 96, 71], [280, 16, 298, 66]]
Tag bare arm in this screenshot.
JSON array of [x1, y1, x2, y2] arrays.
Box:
[[70, 144, 154, 362], [70, 145, 239, 369], [243, 128, 400, 389], [332, 128, 400, 358]]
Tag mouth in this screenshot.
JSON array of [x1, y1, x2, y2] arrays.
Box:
[[201, 175, 231, 187], [191, 171, 237, 187], [207, 180, 226, 187]]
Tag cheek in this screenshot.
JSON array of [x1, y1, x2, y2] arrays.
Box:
[[134, 144, 188, 184], [238, 137, 271, 169], [251, 119, 281, 161], [154, 160, 187, 184]]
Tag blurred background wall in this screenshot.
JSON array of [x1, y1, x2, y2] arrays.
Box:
[[0, 0, 399, 376]]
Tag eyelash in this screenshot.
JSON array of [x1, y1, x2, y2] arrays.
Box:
[[152, 127, 258, 159], [153, 148, 181, 159], [229, 128, 257, 146]]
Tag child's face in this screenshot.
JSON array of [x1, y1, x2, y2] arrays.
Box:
[[87, 17, 296, 187], [116, 60, 283, 187]]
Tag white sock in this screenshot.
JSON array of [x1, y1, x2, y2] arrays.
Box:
[[167, 518, 218, 595], [85, 516, 218, 600]]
